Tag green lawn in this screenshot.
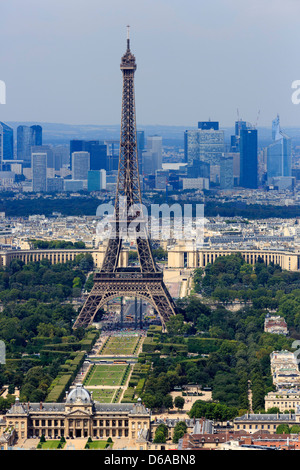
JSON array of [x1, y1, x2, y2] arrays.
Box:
[[88, 388, 119, 403], [84, 364, 130, 387], [85, 440, 113, 449], [38, 440, 66, 449], [100, 335, 140, 356]]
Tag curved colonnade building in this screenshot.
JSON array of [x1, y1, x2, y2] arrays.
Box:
[[0, 244, 298, 272]]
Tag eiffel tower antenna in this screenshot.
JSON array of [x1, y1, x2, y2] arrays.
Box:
[[73, 31, 177, 331], [127, 24, 130, 49]]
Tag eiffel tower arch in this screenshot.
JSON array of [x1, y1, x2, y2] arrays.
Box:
[[73, 28, 177, 331]]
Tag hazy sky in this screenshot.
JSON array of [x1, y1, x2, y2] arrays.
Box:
[[1, 0, 300, 128]]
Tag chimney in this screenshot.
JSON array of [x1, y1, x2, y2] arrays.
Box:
[[40, 401, 43, 410]]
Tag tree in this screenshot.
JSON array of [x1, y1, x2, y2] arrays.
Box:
[[174, 396, 185, 411], [289, 425, 300, 433], [163, 394, 173, 411], [173, 421, 188, 443], [165, 315, 189, 336], [276, 424, 290, 434], [153, 423, 168, 443]]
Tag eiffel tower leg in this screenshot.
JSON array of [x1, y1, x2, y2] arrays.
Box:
[[139, 298, 142, 329], [120, 296, 124, 328], [73, 291, 105, 329], [147, 282, 177, 332], [135, 297, 138, 329]]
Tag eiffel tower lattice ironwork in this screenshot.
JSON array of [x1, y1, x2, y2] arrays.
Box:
[[73, 29, 177, 331]]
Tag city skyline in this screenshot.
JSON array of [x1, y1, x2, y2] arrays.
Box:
[[0, 0, 300, 127]]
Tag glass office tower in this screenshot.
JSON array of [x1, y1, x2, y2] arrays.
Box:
[[184, 122, 224, 166], [71, 151, 90, 181], [32, 153, 47, 192], [69, 140, 107, 171], [239, 128, 258, 189], [267, 115, 291, 180], [17, 125, 42, 164], [0, 122, 14, 168]]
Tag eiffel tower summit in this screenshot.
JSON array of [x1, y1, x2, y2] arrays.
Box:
[[73, 28, 177, 331]]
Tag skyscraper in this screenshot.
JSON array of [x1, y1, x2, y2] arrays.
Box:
[[69, 140, 107, 171], [31, 125, 42, 146], [267, 115, 292, 181], [72, 151, 90, 182], [31, 145, 54, 171], [230, 120, 248, 152], [104, 140, 119, 171], [184, 121, 224, 183], [239, 128, 258, 189], [142, 135, 162, 175], [32, 153, 47, 192], [17, 125, 42, 165], [0, 122, 14, 168], [137, 130, 145, 173], [69, 140, 85, 169], [88, 142, 107, 171], [220, 155, 234, 189]]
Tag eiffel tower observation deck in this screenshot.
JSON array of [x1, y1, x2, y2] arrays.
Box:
[[73, 28, 177, 331]]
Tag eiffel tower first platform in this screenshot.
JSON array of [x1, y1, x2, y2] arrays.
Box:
[[73, 29, 177, 331]]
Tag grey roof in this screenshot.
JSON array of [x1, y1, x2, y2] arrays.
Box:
[[152, 418, 196, 427], [235, 413, 295, 422], [6, 386, 150, 416], [94, 403, 135, 413], [193, 419, 214, 434], [28, 403, 66, 412], [6, 400, 66, 414]]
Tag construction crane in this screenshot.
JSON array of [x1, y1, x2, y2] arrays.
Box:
[[254, 109, 260, 128]]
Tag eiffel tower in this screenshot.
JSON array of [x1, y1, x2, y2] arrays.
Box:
[[73, 28, 177, 331]]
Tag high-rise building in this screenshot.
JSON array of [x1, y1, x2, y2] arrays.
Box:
[[31, 125, 42, 146], [137, 130, 145, 173], [104, 140, 119, 171], [89, 142, 107, 171], [220, 155, 234, 189], [52, 146, 70, 171], [0, 122, 14, 168], [72, 151, 90, 182], [31, 145, 54, 170], [87, 169, 106, 191], [184, 121, 224, 183], [230, 120, 248, 153], [17, 125, 42, 165], [267, 115, 292, 181], [239, 128, 258, 189], [142, 135, 162, 175], [69, 140, 85, 169], [70, 140, 107, 171], [32, 153, 47, 192]]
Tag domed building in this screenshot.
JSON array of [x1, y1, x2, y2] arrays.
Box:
[[4, 384, 151, 443]]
